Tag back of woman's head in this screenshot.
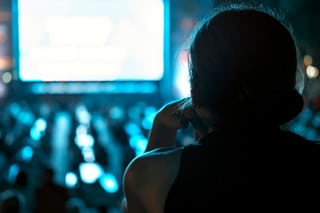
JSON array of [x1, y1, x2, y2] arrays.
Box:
[[189, 4, 304, 125]]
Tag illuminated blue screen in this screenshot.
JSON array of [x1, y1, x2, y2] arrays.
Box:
[[14, 0, 165, 82]]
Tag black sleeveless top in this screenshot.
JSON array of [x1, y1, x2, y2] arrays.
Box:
[[164, 127, 320, 212]]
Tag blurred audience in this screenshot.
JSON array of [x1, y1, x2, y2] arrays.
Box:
[[0, 189, 27, 213]]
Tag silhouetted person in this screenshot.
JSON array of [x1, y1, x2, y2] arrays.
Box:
[[12, 169, 32, 212], [15, 170, 28, 188], [34, 167, 70, 213], [65, 197, 87, 213], [122, 3, 320, 213], [0, 189, 26, 213]]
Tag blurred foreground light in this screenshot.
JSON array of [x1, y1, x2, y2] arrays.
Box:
[[0, 57, 12, 70], [129, 134, 148, 156], [2, 72, 12, 83], [34, 118, 47, 132], [306, 65, 319, 79], [99, 172, 119, 193], [304, 55, 313, 67], [30, 127, 42, 141], [17, 146, 34, 162], [82, 147, 95, 162], [174, 50, 191, 98], [65, 172, 78, 188], [75, 133, 94, 148], [109, 106, 125, 121], [141, 106, 157, 130], [7, 164, 19, 184], [18, 110, 35, 126], [79, 162, 103, 184], [124, 122, 142, 136]]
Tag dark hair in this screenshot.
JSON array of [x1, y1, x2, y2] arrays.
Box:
[[188, 4, 304, 125]]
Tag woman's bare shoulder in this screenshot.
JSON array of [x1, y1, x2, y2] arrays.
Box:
[[144, 147, 184, 158], [124, 147, 183, 185], [123, 147, 183, 212]]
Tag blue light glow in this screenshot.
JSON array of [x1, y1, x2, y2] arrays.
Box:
[[99, 173, 119, 193], [65, 172, 78, 188], [17, 146, 34, 162], [124, 122, 141, 136], [7, 164, 19, 184], [79, 162, 103, 184], [129, 134, 148, 156]]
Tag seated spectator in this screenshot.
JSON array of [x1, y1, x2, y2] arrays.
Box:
[[34, 167, 71, 213], [0, 189, 26, 213]]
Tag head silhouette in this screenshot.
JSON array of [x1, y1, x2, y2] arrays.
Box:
[[188, 5, 304, 125]]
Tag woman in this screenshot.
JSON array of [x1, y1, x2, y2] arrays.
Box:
[[122, 3, 320, 213]]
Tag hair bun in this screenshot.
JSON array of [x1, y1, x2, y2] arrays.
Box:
[[244, 89, 304, 125]]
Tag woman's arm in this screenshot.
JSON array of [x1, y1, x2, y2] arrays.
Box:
[[121, 157, 148, 213], [146, 98, 209, 151], [122, 148, 183, 213]]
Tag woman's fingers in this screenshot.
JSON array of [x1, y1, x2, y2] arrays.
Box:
[[155, 98, 191, 129]]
